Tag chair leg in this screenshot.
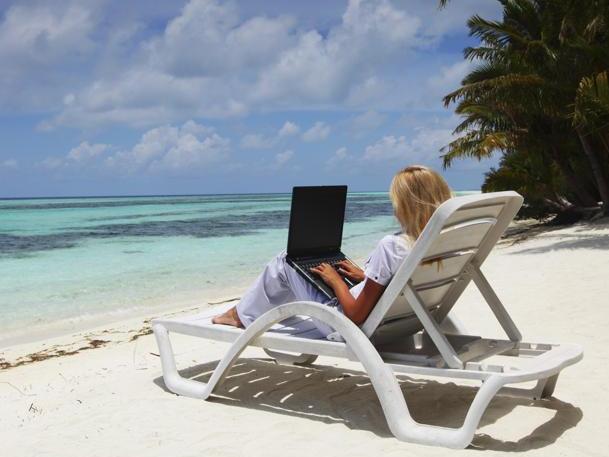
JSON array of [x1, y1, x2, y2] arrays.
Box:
[[497, 373, 560, 400], [152, 323, 213, 399], [540, 374, 559, 399], [263, 348, 318, 366]]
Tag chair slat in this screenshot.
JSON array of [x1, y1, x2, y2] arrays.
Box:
[[363, 192, 523, 341], [424, 219, 496, 261]]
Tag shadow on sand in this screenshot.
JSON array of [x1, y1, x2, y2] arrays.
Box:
[[506, 218, 609, 254], [154, 358, 582, 451]]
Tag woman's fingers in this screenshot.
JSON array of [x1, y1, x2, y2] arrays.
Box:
[[340, 260, 357, 272], [337, 267, 351, 275], [311, 263, 329, 275]]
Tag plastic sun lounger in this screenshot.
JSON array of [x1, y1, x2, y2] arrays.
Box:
[[152, 191, 583, 449]]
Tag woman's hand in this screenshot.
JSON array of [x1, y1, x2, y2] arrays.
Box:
[[310, 263, 344, 289], [336, 260, 365, 283]]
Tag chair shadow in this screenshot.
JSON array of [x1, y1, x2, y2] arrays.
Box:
[[153, 358, 582, 451]]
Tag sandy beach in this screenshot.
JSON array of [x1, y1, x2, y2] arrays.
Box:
[[1, 219, 608, 456]]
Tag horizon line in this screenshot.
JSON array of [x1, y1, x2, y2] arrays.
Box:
[[0, 188, 481, 201]]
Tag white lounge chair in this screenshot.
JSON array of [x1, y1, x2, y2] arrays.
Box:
[[152, 191, 583, 449]]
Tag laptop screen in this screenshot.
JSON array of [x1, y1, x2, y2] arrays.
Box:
[[287, 185, 347, 258]]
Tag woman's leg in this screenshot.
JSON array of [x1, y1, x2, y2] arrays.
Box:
[[213, 251, 326, 327]]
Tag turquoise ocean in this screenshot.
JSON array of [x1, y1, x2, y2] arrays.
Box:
[[0, 192, 472, 345]]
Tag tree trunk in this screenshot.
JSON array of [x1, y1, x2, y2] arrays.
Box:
[[549, 146, 599, 207], [577, 128, 609, 214]]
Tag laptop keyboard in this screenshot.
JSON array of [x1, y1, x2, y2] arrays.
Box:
[[299, 256, 346, 272]]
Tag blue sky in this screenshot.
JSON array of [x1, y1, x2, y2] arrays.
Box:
[[0, 0, 501, 198]]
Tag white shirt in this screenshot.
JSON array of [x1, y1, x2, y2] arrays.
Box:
[[349, 233, 410, 298]]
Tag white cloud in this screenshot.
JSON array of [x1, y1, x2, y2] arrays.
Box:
[[252, 0, 421, 107], [274, 149, 294, 167], [240, 120, 300, 149], [1, 159, 18, 169], [428, 60, 473, 92], [47, 69, 249, 129], [67, 142, 109, 162], [41, 120, 228, 174], [106, 121, 229, 173], [41, 142, 110, 169], [326, 147, 350, 169], [363, 127, 453, 162], [363, 135, 409, 161], [47, 0, 429, 128], [278, 121, 300, 137], [149, 133, 229, 172], [0, 2, 97, 110], [0, 0, 503, 127], [180, 119, 215, 137], [302, 122, 331, 142], [149, 1, 295, 77]]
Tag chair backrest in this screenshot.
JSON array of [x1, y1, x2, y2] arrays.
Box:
[[361, 191, 523, 342]]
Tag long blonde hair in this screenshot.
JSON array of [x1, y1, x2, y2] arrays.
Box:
[[389, 165, 452, 242]]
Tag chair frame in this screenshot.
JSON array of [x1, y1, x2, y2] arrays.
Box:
[[152, 191, 583, 448]]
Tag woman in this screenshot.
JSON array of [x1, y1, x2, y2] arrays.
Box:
[[212, 165, 452, 335]]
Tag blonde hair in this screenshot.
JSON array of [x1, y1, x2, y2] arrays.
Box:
[[389, 165, 452, 242]]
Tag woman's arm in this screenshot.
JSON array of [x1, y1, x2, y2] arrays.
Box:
[[310, 263, 385, 325]]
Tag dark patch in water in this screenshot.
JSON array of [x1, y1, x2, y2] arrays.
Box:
[[0, 195, 292, 211], [0, 194, 393, 257]]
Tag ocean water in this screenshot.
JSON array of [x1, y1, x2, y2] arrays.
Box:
[[0, 192, 401, 342], [0, 191, 475, 344]]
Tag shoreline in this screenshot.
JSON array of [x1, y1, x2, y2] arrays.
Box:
[[0, 281, 247, 348], [0, 293, 241, 369], [1, 217, 605, 371]]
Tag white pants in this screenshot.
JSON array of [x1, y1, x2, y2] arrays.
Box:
[[235, 251, 341, 337]]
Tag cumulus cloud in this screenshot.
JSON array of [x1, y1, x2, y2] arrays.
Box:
[[46, 0, 429, 128], [363, 136, 409, 161], [0, 0, 502, 127], [41, 142, 110, 169], [251, 0, 421, 107], [106, 121, 229, 173], [363, 127, 453, 162], [302, 122, 331, 142], [67, 142, 109, 162], [278, 121, 300, 137], [42, 120, 229, 174], [149, 0, 295, 77], [326, 147, 350, 169], [0, 1, 98, 110], [240, 120, 300, 149]]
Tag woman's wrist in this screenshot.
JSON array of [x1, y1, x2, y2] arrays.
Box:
[[331, 279, 350, 294]]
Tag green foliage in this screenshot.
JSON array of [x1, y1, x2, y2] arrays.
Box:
[[574, 71, 609, 130], [482, 150, 563, 219], [442, 0, 609, 219]]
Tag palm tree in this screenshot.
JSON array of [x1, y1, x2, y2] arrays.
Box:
[[440, 0, 609, 216]]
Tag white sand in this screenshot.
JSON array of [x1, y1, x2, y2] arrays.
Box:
[[1, 220, 608, 456]]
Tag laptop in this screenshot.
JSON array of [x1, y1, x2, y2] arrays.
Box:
[[286, 185, 361, 299]]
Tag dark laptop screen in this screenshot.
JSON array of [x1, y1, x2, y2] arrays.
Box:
[[287, 186, 347, 258]]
